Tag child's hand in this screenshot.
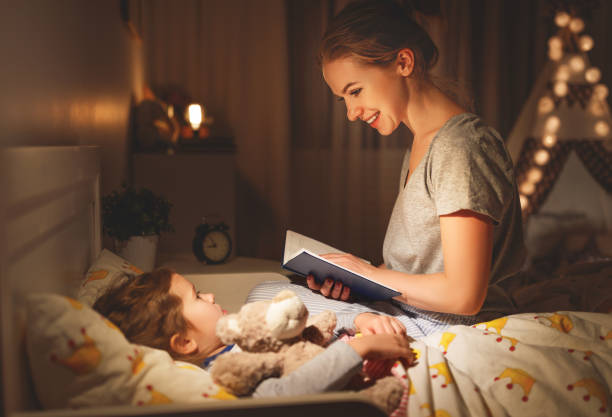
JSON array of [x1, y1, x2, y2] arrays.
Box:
[[347, 333, 413, 361], [354, 312, 406, 335]]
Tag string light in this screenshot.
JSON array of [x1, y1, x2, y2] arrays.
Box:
[[589, 100, 605, 117], [534, 149, 550, 165], [569, 17, 585, 33], [538, 96, 555, 114], [542, 134, 557, 148], [594, 121, 610, 137], [527, 167, 543, 183], [593, 84, 609, 100], [520, 182, 536, 195], [553, 81, 568, 97], [554, 11, 571, 27], [519, 195, 529, 211], [545, 115, 561, 133], [569, 55, 586, 72], [549, 48, 563, 61], [556, 64, 570, 81], [579, 35, 594, 51], [585, 67, 601, 84]]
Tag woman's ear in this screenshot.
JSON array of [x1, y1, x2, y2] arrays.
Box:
[[170, 333, 198, 355], [396, 48, 415, 77]]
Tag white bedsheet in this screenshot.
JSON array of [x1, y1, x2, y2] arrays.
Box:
[[395, 311, 611, 416]]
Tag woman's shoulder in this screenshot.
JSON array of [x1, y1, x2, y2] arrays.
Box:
[[436, 113, 503, 146], [431, 113, 508, 157], [429, 113, 514, 173]]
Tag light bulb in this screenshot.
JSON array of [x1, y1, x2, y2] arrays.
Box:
[[569, 55, 585, 72], [585, 67, 601, 84], [593, 84, 609, 100], [589, 100, 605, 117], [520, 182, 536, 195], [569, 17, 585, 33], [548, 48, 563, 61], [545, 115, 561, 133], [187, 104, 203, 130], [556, 64, 570, 81], [594, 121, 610, 137], [519, 195, 529, 210], [534, 149, 550, 165], [542, 134, 557, 148], [579, 35, 594, 51], [527, 168, 543, 183], [553, 81, 568, 97], [538, 96, 555, 114], [548, 36, 563, 50], [554, 11, 571, 27]]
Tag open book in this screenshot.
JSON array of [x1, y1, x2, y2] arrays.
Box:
[[281, 230, 401, 301]]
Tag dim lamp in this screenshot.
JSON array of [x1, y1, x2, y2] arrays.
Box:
[[186, 103, 204, 138]]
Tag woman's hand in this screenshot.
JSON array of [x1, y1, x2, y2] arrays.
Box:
[[306, 253, 377, 300], [354, 313, 406, 335], [306, 275, 351, 300], [347, 333, 413, 361]]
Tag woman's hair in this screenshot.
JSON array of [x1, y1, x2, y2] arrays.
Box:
[[93, 268, 203, 363], [318, 0, 438, 78]]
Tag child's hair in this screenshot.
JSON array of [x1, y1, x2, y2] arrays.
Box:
[[318, 0, 438, 79], [93, 268, 204, 363]]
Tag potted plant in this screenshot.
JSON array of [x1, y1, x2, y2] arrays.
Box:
[[102, 184, 173, 271]]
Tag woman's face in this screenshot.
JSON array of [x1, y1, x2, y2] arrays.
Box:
[[169, 273, 227, 356], [322, 56, 408, 135]]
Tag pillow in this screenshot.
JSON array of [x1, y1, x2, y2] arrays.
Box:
[[26, 293, 235, 410], [78, 249, 143, 306]]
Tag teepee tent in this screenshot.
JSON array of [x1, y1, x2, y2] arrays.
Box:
[[506, 7, 612, 240]]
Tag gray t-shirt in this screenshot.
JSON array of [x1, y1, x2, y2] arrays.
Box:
[[382, 113, 526, 315]]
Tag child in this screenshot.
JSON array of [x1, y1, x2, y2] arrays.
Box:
[[93, 268, 414, 398]]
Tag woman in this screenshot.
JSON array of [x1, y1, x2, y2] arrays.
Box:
[[248, 0, 525, 338], [93, 268, 414, 398]]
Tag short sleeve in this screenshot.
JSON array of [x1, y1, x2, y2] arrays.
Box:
[[427, 131, 514, 224]]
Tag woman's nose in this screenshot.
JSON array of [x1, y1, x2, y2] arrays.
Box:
[[204, 293, 215, 303], [346, 102, 362, 121]]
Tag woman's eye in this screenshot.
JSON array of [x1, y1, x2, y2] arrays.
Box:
[[349, 88, 362, 97]]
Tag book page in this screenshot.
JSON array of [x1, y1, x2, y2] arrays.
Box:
[[283, 230, 346, 264]]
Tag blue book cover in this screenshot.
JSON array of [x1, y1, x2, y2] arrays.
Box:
[[282, 231, 401, 301]]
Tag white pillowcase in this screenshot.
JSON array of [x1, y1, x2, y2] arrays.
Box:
[[77, 249, 143, 306], [26, 293, 235, 410]]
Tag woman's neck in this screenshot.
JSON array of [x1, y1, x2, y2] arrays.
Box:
[[403, 79, 466, 143]]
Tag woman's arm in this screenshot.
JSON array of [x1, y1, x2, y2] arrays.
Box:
[[313, 210, 493, 316]]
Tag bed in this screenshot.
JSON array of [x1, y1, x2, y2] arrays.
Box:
[[1, 146, 610, 417], [1, 146, 386, 417]]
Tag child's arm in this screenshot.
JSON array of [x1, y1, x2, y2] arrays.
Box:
[[252, 341, 361, 397], [251, 335, 412, 397]]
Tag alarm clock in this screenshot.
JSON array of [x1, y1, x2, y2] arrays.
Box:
[[192, 221, 232, 264]]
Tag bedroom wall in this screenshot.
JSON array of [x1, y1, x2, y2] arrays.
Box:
[[0, 0, 143, 195]]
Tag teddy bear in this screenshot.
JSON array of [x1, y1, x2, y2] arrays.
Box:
[[210, 289, 411, 414]]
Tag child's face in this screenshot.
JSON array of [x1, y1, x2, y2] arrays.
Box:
[[169, 273, 227, 357]]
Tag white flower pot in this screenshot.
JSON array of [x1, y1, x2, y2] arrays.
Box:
[[114, 235, 159, 272]]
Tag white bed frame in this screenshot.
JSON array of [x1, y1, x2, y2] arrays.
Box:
[[0, 146, 385, 417]]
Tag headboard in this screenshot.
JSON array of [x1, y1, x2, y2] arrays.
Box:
[[1, 146, 101, 415], [0, 146, 385, 417]]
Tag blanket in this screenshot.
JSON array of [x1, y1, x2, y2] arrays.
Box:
[[392, 311, 611, 416]]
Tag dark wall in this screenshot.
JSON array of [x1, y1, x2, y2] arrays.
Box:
[[0, 0, 143, 195]]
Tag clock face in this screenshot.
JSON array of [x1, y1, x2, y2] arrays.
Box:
[[202, 230, 231, 263]]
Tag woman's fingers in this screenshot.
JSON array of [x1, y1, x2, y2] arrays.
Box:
[[307, 275, 351, 300]]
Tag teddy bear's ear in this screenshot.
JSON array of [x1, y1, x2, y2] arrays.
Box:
[[216, 314, 242, 344]]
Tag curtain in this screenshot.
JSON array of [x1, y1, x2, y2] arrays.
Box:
[[141, 0, 290, 259], [140, 0, 612, 262]]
